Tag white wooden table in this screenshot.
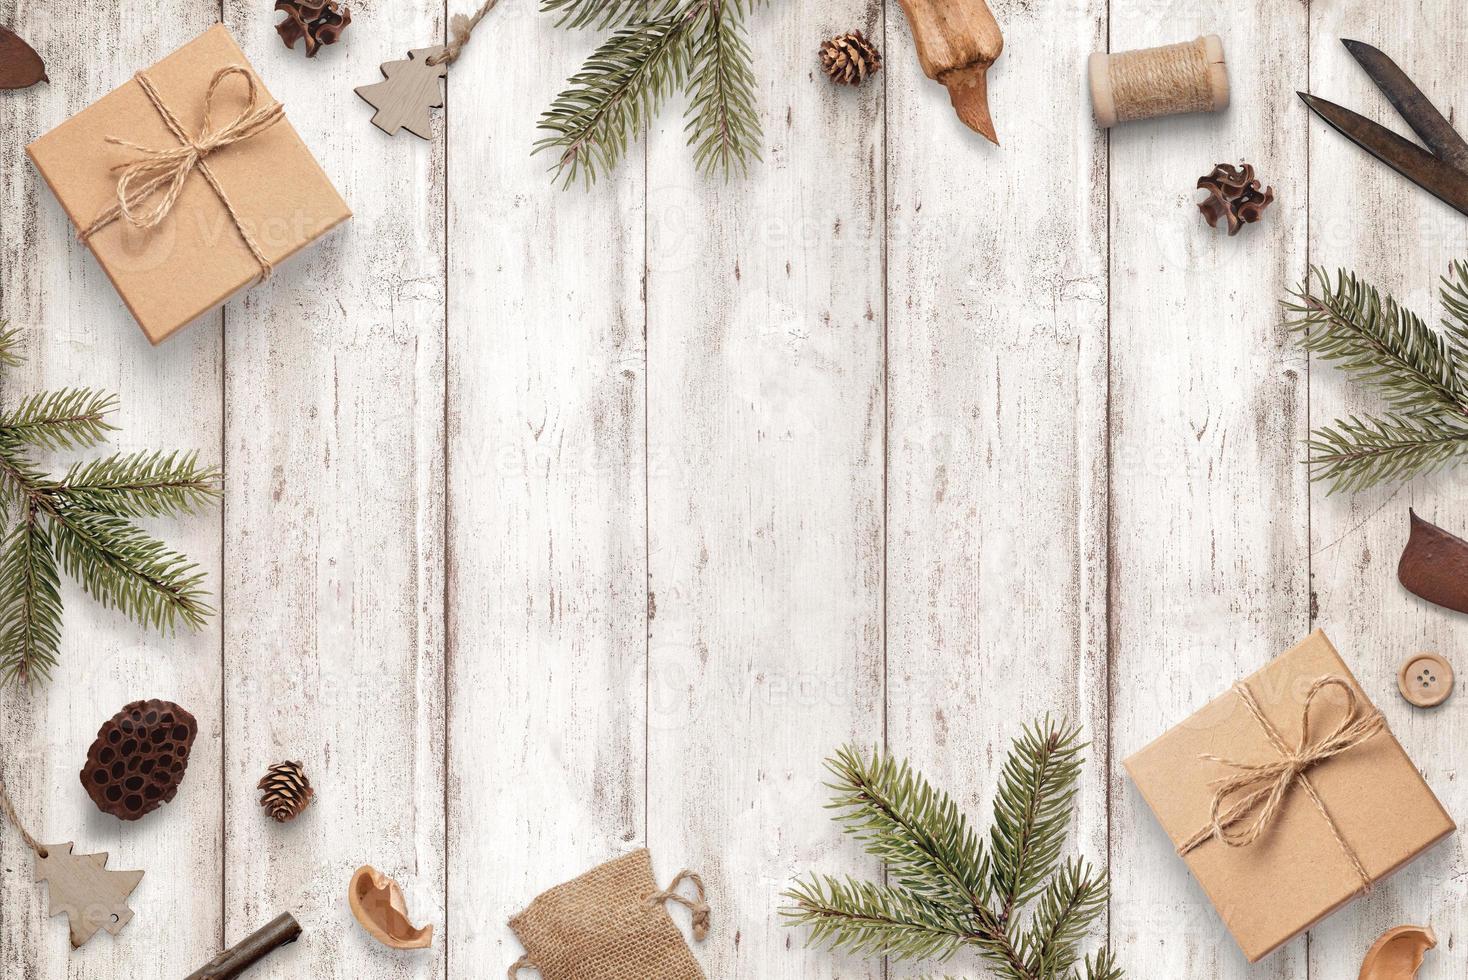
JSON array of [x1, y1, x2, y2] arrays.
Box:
[[3, 1, 1466, 977]]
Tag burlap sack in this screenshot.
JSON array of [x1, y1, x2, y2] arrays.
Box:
[[508, 849, 709, 980]]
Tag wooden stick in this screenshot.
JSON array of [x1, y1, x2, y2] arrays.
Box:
[[183, 913, 302, 980], [895, 0, 1004, 143]]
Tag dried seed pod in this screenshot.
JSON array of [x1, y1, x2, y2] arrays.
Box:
[[0, 26, 48, 90], [1358, 925, 1436, 979], [80, 700, 198, 821], [275, 0, 352, 57], [1398, 509, 1468, 615], [258, 761, 315, 823], [349, 865, 434, 949], [1197, 162, 1274, 235], [819, 31, 882, 86]]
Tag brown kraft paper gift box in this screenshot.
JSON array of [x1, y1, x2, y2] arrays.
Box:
[[1125, 629, 1455, 963], [26, 24, 351, 345]]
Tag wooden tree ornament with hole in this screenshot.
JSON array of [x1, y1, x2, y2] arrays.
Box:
[[895, 0, 1004, 143], [356, 1, 497, 139], [2, 773, 146, 949]]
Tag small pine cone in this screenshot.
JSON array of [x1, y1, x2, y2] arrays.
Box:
[[258, 761, 315, 823], [820, 30, 881, 86]]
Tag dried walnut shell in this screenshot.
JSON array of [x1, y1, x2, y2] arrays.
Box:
[[80, 699, 197, 821]]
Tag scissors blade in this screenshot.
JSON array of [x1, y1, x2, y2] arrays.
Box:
[[1342, 38, 1468, 173], [1300, 91, 1468, 217]]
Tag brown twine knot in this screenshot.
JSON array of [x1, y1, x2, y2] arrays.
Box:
[[1177, 675, 1387, 893], [81, 65, 286, 283], [428, 0, 501, 66], [646, 868, 710, 942]]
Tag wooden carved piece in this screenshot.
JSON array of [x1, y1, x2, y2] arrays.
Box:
[[184, 912, 303, 980], [894, 0, 1004, 143], [0, 26, 47, 90], [34, 843, 144, 948], [1358, 925, 1436, 979], [1398, 509, 1468, 614], [81, 699, 198, 820], [355, 48, 448, 140], [349, 865, 434, 949]]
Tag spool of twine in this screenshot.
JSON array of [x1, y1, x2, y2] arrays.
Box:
[[1089, 35, 1229, 128]]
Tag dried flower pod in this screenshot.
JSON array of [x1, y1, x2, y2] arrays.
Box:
[[1358, 925, 1436, 979], [80, 700, 198, 821], [1398, 509, 1468, 614], [275, 0, 352, 57], [1197, 162, 1274, 235], [258, 761, 315, 823], [0, 26, 48, 90], [820, 31, 882, 86]]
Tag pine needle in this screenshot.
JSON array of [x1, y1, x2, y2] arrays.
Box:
[[1284, 262, 1468, 492], [784, 721, 1117, 980], [0, 324, 220, 685]]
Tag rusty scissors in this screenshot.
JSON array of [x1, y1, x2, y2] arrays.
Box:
[[1301, 39, 1468, 216]]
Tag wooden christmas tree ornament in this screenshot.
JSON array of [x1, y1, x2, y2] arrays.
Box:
[[357, 0, 497, 139], [349, 865, 434, 949], [2, 772, 145, 949], [81, 699, 198, 821], [0, 26, 47, 89], [1090, 36, 1229, 128], [895, 0, 1004, 143]]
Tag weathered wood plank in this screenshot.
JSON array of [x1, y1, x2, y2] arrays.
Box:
[[1106, 6, 1311, 977], [0, 2, 224, 977], [443, 5, 648, 976], [217, 1, 447, 975], [883, 0, 1110, 975], [1305, 8, 1468, 977], [642, 3, 885, 977]]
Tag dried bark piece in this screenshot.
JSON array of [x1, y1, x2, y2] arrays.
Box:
[[1197, 162, 1274, 235], [80, 699, 198, 821], [34, 842, 144, 948], [275, 0, 352, 57], [1398, 509, 1468, 614], [1358, 925, 1436, 979], [0, 26, 47, 90], [349, 865, 434, 949]]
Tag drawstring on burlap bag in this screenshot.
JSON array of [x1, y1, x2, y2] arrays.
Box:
[[507, 849, 710, 979]]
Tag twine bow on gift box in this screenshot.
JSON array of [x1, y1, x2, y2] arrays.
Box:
[[79, 66, 285, 282], [1177, 675, 1387, 893]]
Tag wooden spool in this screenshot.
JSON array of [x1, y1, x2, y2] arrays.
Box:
[[1089, 35, 1229, 128]]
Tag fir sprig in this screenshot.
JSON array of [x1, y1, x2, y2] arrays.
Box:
[[1284, 262, 1468, 493], [536, 0, 764, 186], [0, 324, 220, 685], [784, 719, 1118, 980]]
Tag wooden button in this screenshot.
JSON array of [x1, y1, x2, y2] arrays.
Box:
[[1398, 653, 1454, 708]]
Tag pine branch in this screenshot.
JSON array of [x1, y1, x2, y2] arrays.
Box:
[[990, 718, 1086, 917], [684, 0, 761, 179], [541, 0, 670, 30], [782, 874, 973, 963], [0, 321, 20, 369], [535, 2, 701, 187], [1306, 413, 1468, 494], [823, 744, 994, 917], [0, 511, 63, 686], [46, 450, 221, 518], [1, 387, 118, 452], [1284, 266, 1468, 419], [1020, 859, 1108, 977], [48, 508, 211, 633], [787, 726, 1118, 980]]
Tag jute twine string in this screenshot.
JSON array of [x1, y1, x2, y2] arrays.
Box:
[[0, 770, 46, 858], [508, 954, 534, 978], [1107, 37, 1214, 123], [80, 65, 286, 283], [646, 869, 710, 942], [428, 0, 502, 66], [1177, 675, 1385, 893]]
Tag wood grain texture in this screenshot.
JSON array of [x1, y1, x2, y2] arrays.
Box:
[[0, 2, 224, 977], [642, 4, 885, 977], [218, 1, 447, 976], [1106, 3, 1310, 977], [443, 3, 647, 976], [884, 0, 1109, 975], [1305, 6, 1468, 977]]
